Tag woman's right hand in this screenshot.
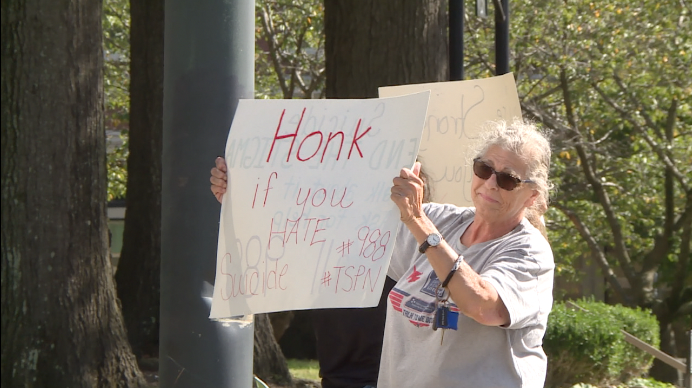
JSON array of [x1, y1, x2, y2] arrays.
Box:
[[210, 156, 228, 203], [390, 161, 424, 223]]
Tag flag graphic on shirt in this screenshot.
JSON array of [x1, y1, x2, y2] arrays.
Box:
[[388, 288, 408, 313], [390, 269, 459, 328]]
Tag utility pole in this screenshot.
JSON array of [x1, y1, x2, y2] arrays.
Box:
[[450, 0, 508, 79], [495, 0, 510, 75], [449, 0, 465, 80], [160, 1, 255, 386], [686, 329, 691, 388]]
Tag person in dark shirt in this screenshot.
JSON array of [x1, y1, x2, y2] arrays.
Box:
[[310, 277, 395, 388]]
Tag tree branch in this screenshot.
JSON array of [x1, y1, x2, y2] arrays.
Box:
[[670, 202, 691, 320], [553, 204, 633, 305], [641, 98, 680, 272], [464, 18, 496, 74], [591, 80, 689, 191], [259, 5, 291, 98], [611, 74, 666, 140], [289, 22, 310, 97], [524, 82, 562, 106], [559, 69, 638, 284]]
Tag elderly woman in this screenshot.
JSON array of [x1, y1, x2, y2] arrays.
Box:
[[210, 119, 553, 388], [382, 119, 554, 388]]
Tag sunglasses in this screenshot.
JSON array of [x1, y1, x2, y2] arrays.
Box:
[[473, 158, 534, 191]]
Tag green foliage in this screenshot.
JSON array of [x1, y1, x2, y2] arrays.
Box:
[[255, 0, 325, 99], [106, 133, 128, 201], [286, 358, 320, 382], [571, 377, 676, 388], [465, 0, 692, 331], [103, 0, 130, 200], [620, 377, 676, 388], [545, 300, 660, 388]]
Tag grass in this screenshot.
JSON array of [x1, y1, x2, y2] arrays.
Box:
[[287, 359, 320, 382], [570, 378, 677, 388], [283, 360, 677, 388]]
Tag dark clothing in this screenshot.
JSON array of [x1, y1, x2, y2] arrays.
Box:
[[311, 276, 397, 388]]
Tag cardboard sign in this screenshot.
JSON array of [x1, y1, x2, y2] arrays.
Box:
[[379, 73, 522, 206], [210, 92, 430, 318]]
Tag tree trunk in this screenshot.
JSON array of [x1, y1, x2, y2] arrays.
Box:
[[325, 0, 448, 99], [1, 1, 146, 387], [269, 311, 295, 341], [650, 318, 682, 384], [114, 0, 164, 360], [254, 314, 292, 385]]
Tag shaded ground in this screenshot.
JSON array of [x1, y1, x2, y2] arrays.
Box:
[[139, 357, 320, 388], [263, 378, 320, 388], [139, 357, 159, 387]]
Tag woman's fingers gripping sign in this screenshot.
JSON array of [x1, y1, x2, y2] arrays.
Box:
[[390, 161, 424, 223], [210, 156, 228, 203]]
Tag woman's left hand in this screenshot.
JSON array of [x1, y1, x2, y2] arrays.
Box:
[[390, 162, 425, 223]]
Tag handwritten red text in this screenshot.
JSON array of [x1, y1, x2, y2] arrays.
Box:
[[266, 108, 372, 164]]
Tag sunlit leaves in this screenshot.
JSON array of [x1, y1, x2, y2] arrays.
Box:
[[465, 0, 691, 314], [103, 0, 130, 200], [255, 0, 325, 99]]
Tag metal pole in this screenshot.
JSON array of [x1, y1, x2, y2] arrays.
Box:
[[449, 0, 464, 80], [494, 0, 510, 75], [160, 1, 255, 387], [686, 329, 691, 388]]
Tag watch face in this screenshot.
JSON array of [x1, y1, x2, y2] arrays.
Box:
[[428, 233, 442, 246]]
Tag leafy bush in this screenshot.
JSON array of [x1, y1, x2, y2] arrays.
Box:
[[570, 377, 675, 388], [544, 299, 660, 388]]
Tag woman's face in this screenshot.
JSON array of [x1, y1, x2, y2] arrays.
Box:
[[471, 146, 538, 225]]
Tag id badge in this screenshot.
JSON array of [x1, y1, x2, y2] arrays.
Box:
[[435, 305, 459, 330]]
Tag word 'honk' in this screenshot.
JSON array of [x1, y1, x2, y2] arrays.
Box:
[[266, 108, 372, 163]]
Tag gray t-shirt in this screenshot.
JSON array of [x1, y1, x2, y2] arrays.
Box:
[[378, 203, 554, 388]]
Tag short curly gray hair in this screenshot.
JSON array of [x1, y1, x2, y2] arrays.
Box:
[[469, 118, 553, 215]]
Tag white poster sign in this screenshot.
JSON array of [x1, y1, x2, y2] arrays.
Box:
[[210, 92, 430, 318], [379, 73, 522, 206]]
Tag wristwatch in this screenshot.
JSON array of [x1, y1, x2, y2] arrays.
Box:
[[419, 232, 443, 253]]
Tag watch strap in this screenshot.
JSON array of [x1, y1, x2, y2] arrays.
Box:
[[418, 240, 431, 254], [418, 232, 442, 254]]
